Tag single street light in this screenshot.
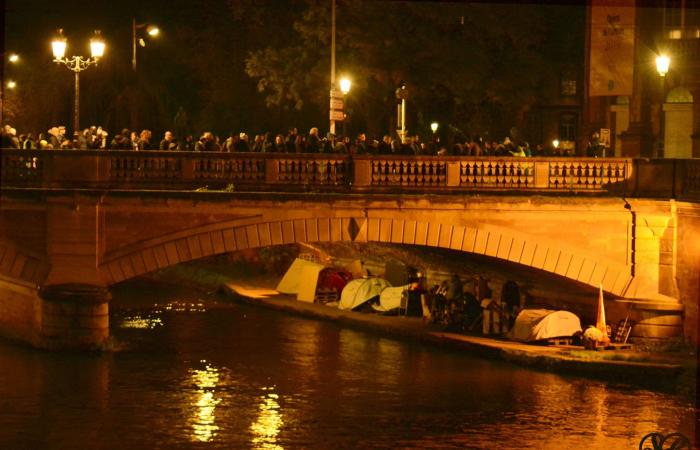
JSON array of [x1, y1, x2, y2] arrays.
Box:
[[655, 54, 670, 157], [339, 77, 351, 136], [6, 80, 16, 89], [132, 18, 159, 70], [430, 122, 438, 133], [51, 29, 105, 134], [8, 53, 19, 63], [552, 139, 560, 154], [339, 77, 351, 95]]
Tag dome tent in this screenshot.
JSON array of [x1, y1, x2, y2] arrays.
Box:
[[507, 309, 582, 342], [338, 278, 391, 311]]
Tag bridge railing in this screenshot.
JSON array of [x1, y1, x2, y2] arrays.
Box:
[[0, 149, 698, 199]]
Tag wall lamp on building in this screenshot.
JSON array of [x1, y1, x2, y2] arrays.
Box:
[[655, 54, 670, 77]]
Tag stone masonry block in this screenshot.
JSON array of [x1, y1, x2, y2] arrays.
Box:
[[305, 219, 319, 243], [577, 259, 596, 284], [317, 218, 331, 242], [130, 253, 146, 276], [245, 225, 260, 248], [187, 236, 203, 260], [367, 218, 380, 242], [554, 253, 573, 276], [329, 218, 342, 242], [450, 226, 466, 251], [234, 227, 249, 249], [589, 264, 607, 287], [269, 222, 284, 246], [164, 241, 181, 264], [379, 219, 392, 242], [141, 248, 158, 273], [473, 230, 489, 254], [199, 233, 214, 256], [119, 257, 136, 279], [391, 220, 404, 244], [403, 221, 417, 245], [257, 224, 272, 248], [496, 235, 512, 260], [426, 223, 441, 247], [565, 255, 585, 280], [415, 222, 428, 246], [484, 232, 500, 257], [438, 225, 452, 248], [507, 238, 525, 263], [175, 239, 192, 261], [542, 249, 560, 273], [530, 246, 548, 269], [281, 221, 295, 244]]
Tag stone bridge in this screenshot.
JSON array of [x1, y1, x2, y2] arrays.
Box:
[[1, 150, 699, 349]]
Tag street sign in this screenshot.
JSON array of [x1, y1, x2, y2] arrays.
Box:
[[329, 110, 345, 121], [599, 128, 611, 147], [329, 89, 343, 99], [330, 98, 344, 110]]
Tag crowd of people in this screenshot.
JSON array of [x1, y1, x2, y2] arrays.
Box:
[[1, 123, 586, 157]]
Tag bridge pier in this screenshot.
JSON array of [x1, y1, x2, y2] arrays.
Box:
[[38, 284, 111, 350], [0, 278, 110, 350]]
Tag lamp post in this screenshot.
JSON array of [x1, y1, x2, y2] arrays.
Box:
[[339, 77, 351, 137], [132, 18, 159, 71], [655, 54, 670, 158], [395, 81, 408, 142], [52, 29, 105, 135]]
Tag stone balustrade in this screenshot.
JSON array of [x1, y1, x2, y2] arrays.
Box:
[[1, 149, 698, 200]]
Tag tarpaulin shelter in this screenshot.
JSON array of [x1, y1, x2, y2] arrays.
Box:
[[276, 258, 352, 303], [338, 278, 391, 311], [371, 284, 411, 313], [507, 309, 582, 342]]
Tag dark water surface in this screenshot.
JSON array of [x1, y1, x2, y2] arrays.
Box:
[[0, 280, 696, 449]]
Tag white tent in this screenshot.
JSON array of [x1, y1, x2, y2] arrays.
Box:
[[507, 309, 582, 342], [372, 284, 410, 312], [338, 278, 391, 311], [276, 258, 325, 302]]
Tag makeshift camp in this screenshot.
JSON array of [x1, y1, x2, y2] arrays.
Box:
[[507, 309, 582, 342], [372, 284, 411, 313], [276, 258, 352, 303], [338, 278, 391, 311]]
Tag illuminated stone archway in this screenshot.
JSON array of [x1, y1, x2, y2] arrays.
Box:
[[98, 215, 632, 296]]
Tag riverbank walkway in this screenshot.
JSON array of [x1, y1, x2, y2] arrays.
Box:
[[221, 282, 691, 386]]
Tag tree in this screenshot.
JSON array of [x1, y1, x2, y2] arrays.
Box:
[[245, 1, 584, 140]]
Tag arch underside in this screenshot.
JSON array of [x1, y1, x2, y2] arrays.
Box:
[[98, 216, 633, 296]]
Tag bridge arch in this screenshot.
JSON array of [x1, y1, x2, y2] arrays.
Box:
[[98, 215, 632, 296]]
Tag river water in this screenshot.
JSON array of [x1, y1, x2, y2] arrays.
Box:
[[0, 280, 696, 449]]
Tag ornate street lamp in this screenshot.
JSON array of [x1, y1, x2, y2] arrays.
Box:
[[51, 29, 106, 134], [132, 18, 159, 71]]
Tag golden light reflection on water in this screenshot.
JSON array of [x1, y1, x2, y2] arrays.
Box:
[[119, 315, 163, 329], [189, 362, 221, 442], [250, 387, 284, 450]]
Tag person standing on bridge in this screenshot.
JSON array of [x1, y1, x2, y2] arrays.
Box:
[[159, 131, 177, 150], [306, 127, 321, 153]]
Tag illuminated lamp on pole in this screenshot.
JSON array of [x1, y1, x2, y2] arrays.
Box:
[[51, 29, 105, 135]]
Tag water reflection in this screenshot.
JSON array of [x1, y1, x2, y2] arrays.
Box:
[[250, 387, 284, 450], [118, 314, 163, 329], [189, 361, 221, 442]]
